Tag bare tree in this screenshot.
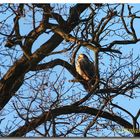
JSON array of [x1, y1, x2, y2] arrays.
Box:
[[0, 3, 140, 137]]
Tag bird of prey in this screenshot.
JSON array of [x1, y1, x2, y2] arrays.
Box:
[[76, 54, 95, 81]]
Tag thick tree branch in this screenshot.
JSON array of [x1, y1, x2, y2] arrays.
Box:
[[49, 25, 100, 52], [121, 4, 132, 35], [31, 59, 89, 90], [8, 105, 135, 137], [108, 39, 140, 49], [0, 4, 90, 110]]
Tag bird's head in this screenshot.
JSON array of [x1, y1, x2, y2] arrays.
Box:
[[78, 54, 89, 61]]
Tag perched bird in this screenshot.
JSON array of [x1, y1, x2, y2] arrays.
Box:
[[76, 54, 95, 81]]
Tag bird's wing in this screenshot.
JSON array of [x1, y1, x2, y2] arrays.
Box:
[[80, 60, 95, 79]]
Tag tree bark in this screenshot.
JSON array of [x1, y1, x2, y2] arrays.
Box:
[[8, 105, 135, 137], [0, 4, 90, 110]]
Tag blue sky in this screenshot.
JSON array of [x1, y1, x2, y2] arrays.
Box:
[[0, 3, 140, 137]]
